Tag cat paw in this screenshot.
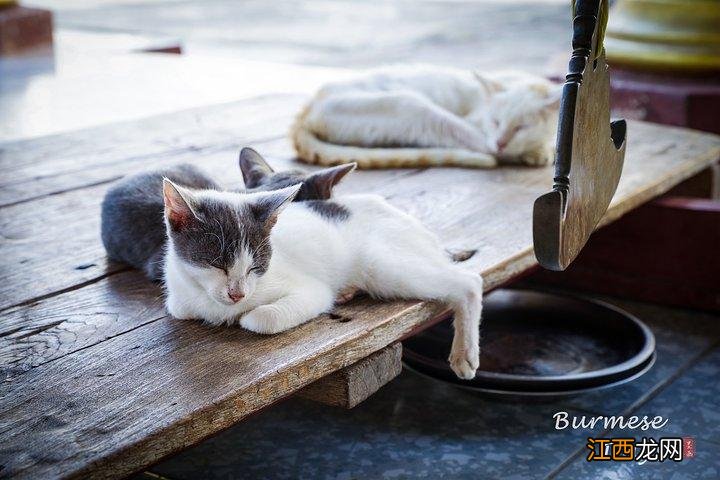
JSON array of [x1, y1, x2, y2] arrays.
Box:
[[335, 286, 360, 304], [241, 306, 288, 335], [520, 152, 551, 167], [449, 345, 479, 380]]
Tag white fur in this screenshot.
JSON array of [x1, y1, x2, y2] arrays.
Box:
[[292, 65, 560, 168], [164, 189, 483, 379]]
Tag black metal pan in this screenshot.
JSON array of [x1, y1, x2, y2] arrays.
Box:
[[403, 289, 655, 397]]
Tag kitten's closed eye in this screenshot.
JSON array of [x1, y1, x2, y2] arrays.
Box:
[[210, 263, 228, 273], [497, 125, 523, 152]]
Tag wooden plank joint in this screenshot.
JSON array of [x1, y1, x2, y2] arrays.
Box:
[[298, 343, 402, 409]]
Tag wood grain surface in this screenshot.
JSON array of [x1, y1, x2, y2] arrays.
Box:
[[298, 343, 402, 408], [0, 94, 304, 208], [1, 94, 719, 480]]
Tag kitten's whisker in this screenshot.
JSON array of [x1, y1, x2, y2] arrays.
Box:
[[204, 231, 224, 252], [215, 218, 226, 253]]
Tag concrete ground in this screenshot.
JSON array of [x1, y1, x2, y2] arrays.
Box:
[[8, 1, 720, 478], [6, 0, 569, 141], [29, 0, 570, 71]]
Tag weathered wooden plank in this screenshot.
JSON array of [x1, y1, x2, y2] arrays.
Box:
[[0, 295, 445, 480], [0, 119, 718, 479], [0, 272, 164, 380], [0, 138, 417, 311], [2, 118, 718, 313], [0, 94, 304, 207], [0, 182, 124, 311], [298, 342, 402, 408], [380, 122, 720, 276]]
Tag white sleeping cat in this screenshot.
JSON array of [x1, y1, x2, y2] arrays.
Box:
[[163, 177, 483, 379], [292, 65, 560, 168]]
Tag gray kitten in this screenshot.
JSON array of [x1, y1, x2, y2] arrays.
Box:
[[101, 148, 354, 281]]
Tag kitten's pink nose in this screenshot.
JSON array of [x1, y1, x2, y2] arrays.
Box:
[[496, 138, 509, 152], [228, 289, 245, 303]]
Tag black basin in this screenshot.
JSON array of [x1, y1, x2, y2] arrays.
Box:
[[403, 289, 656, 397]]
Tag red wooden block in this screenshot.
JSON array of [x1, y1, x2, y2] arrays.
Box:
[[0, 5, 53, 56], [611, 68, 720, 135]]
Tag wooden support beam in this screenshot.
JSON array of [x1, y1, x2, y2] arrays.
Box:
[[298, 343, 402, 408], [665, 164, 719, 199]]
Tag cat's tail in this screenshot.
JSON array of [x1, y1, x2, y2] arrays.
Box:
[[291, 113, 498, 169]]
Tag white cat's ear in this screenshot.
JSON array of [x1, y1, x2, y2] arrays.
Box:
[[305, 162, 356, 199], [473, 72, 503, 95], [252, 184, 302, 229], [239, 147, 275, 188], [163, 179, 199, 230]]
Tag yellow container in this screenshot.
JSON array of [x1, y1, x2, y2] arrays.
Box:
[[606, 0, 720, 72]]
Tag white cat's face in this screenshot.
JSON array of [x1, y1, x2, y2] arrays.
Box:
[[182, 249, 262, 306], [471, 79, 560, 160], [163, 181, 300, 307]]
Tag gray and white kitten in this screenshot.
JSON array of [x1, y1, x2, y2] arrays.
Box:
[[163, 173, 483, 379], [100, 148, 354, 281]]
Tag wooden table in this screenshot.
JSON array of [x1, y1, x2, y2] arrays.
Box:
[[1, 93, 719, 480]]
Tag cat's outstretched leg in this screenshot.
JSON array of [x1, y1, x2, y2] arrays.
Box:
[[446, 273, 483, 379], [362, 257, 483, 379], [240, 279, 335, 335]]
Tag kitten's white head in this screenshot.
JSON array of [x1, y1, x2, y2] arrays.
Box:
[[163, 180, 300, 306], [469, 73, 560, 160]]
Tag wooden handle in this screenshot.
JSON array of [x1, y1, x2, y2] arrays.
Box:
[[533, 0, 626, 271], [572, 0, 609, 60]]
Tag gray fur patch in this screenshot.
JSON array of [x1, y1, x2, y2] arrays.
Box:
[[243, 170, 325, 201], [101, 164, 219, 281], [305, 200, 350, 222], [172, 198, 271, 274]]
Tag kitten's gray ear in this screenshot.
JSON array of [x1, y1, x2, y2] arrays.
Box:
[[239, 147, 275, 188], [163, 179, 199, 230], [305, 162, 356, 199], [252, 184, 302, 229], [473, 71, 502, 95]]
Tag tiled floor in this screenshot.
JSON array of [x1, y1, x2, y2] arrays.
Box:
[[138, 296, 720, 480], [151, 373, 594, 480]]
